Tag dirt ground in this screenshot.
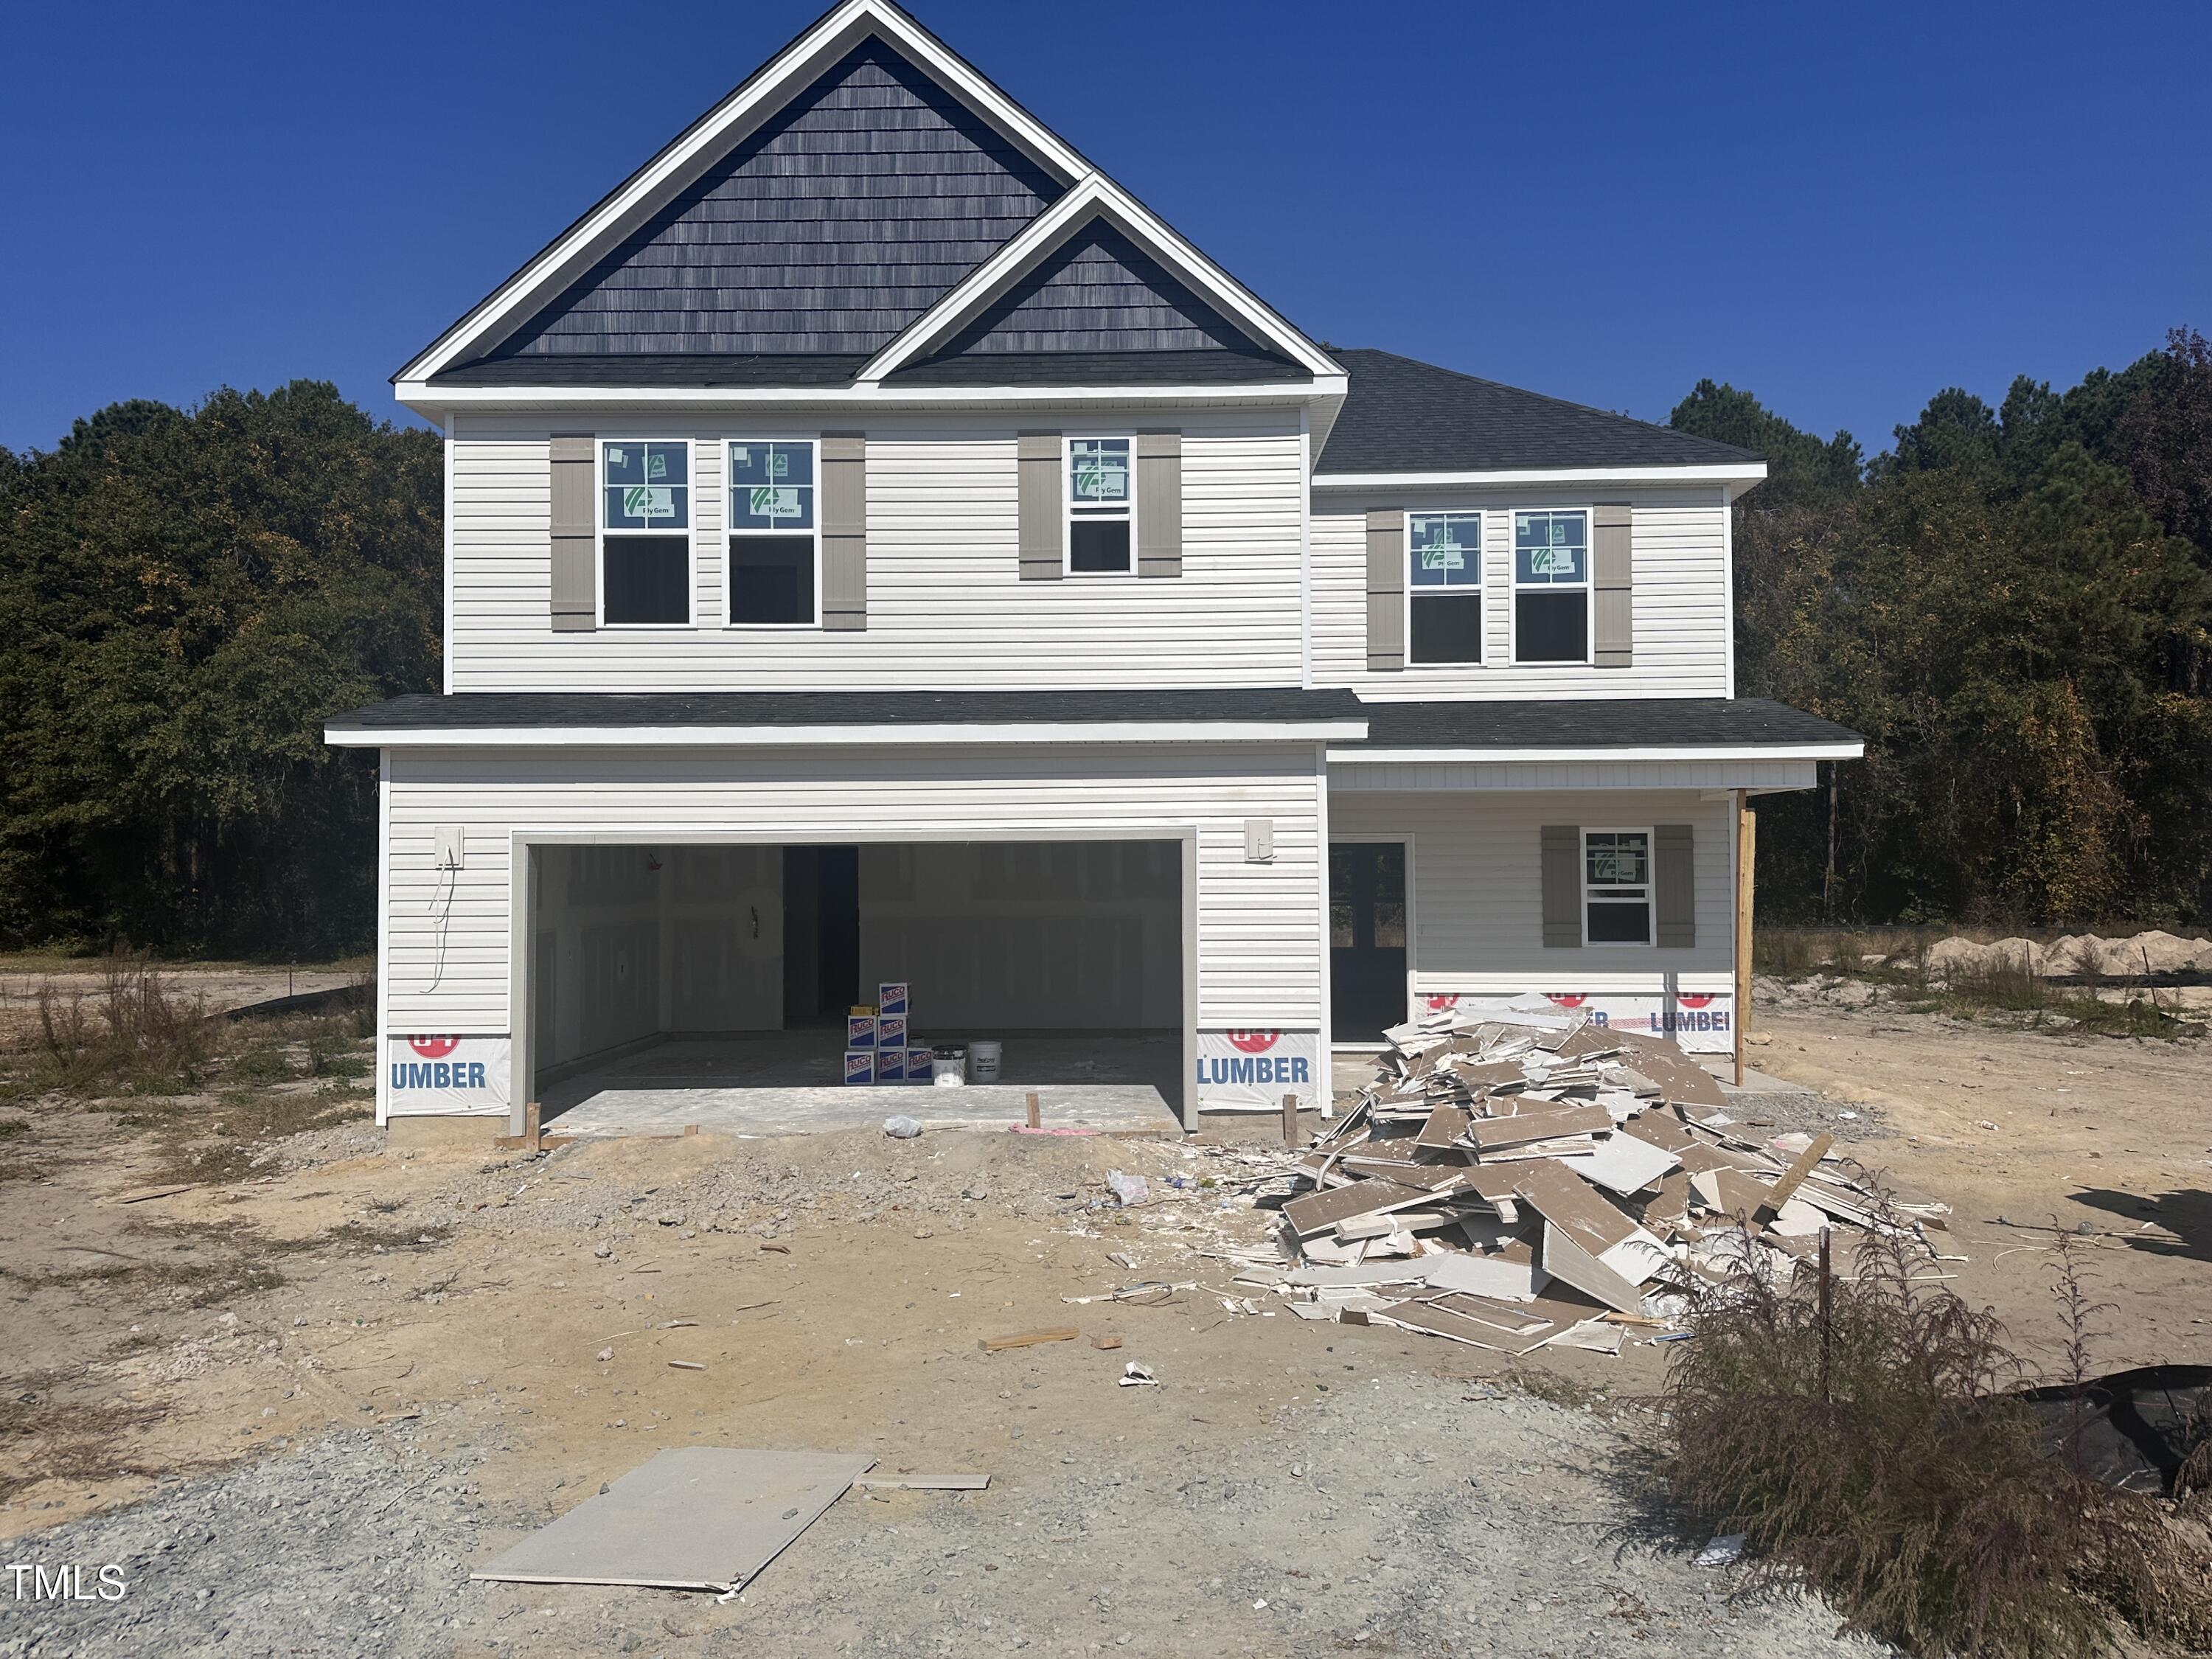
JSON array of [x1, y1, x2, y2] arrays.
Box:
[[1, 981, 2205, 1657]]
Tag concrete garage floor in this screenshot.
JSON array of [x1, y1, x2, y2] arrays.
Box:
[[538, 1029, 1182, 1136]]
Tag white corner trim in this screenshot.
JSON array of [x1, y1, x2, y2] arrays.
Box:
[[1312, 464, 1767, 488], [328, 720, 1372, 750], [1329, 742, 1864, 764], [398, 0, 1090, 384]]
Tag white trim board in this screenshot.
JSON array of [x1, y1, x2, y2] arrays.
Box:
[[330, 720, 1371, 750], [1315, 464, 1767, 488], [397, 379, 1343, 417], [1331, 744, 1862, 765]]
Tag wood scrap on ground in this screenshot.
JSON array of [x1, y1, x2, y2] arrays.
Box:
[[1246, 998, 1955, 1352]]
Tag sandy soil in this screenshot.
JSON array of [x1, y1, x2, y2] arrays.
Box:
[[1745, 1003, 2212, 1371], [2, 991, 2207, 1655]]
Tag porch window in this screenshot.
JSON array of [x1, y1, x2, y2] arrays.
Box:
[[1513, 509, 1589, 663], [728, 441, 818, 625], [600, 440, 691, 625], [1066, 437, 1133, 574], [1583, 829, 1652, 945], [1408, 511, 1482, 664]]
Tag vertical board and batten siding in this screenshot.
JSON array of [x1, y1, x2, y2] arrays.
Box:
[[382, 743, 1326, 1033], [1311, 487, 1732, 698], [1328, 789, 1735, 990], [445, 411, 1304, 689]]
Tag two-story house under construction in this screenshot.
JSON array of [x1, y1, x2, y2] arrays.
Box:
[[329, 0, 1863, 1135]]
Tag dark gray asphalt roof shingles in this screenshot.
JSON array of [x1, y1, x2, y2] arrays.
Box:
[[1315, 349, 1763, 474], [330, 691, 1858, 752], [1345, 697, 1861, 750]]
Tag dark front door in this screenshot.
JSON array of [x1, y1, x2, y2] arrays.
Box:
[[1330, 842, 1407, 1044]]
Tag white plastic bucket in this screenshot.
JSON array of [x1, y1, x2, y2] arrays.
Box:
[[968, 1040, 1003, 1084], [931, 1044, 967, 1085]]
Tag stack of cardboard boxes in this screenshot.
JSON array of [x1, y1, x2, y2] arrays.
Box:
[[842, 982, 935, 1085]]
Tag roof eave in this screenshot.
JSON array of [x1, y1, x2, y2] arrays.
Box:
[[1310, 462, 1767, 487]]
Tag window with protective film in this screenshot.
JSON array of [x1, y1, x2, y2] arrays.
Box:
[[1408, 511, 1482, 664], [600, 440, 690, 625], [1513, 509, 1589, 664], [1583, 829, 1652, 944], [1066, 437, 1133, 573], [728, 440, 818, 625]]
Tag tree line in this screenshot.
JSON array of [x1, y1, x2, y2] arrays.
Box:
[[0, 338, 2205, 957], [0, 383, 440, 957], [1674, 328, 2212, 927]]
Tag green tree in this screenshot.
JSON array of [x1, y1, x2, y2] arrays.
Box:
[[0, 382, 441, 955]]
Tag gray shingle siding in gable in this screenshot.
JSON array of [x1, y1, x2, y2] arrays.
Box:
[[1316, 349, 1764, 474], [476, 39, 1063, 361], [902, 220, 1293, 370]]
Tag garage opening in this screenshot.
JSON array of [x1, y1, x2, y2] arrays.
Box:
[[526, 840, 1184, 1134]]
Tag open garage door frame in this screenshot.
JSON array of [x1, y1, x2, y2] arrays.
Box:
[[505, 826, 1201, 1137]]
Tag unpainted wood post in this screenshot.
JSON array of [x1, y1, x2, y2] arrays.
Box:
[[1281, 1092, 1300, 1147], [1025, 1091, 1040, 1130], [1735, 790, 1756, 1087], [524, 1100, 541, 1153]]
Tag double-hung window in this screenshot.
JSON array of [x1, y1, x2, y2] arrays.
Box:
[[1583, 829, 1652, 945], [727, 439, 818, 626], [600, 440, 692, 625], [1513, 509, 1590, 663], [1408, 511, 1482, 664], [1066, 437, 1133, 574]]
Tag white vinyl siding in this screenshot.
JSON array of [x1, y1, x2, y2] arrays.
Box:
[[380, 742, 1326, 1034], [446, 411, 1304, 690], [1326, 788, 1734, 987], [1310, 486, 1732, 698]]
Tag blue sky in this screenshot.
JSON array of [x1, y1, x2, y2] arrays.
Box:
[[4, 0, 2205, 455]]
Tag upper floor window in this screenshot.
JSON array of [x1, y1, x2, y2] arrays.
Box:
[[1583, 829, 1652, 945], [1066, 437, 1133, 574], [1513, 509, 1589, 664], [728, 440, 818, 626], [600, 441, 691, 625], [1408, 511, 1482, 664]]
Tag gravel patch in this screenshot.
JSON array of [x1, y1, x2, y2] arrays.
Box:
[[0, 1375, 1889, 1658]]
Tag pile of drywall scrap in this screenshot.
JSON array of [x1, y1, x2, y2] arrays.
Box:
[[1225, 998, 1946, 1354]]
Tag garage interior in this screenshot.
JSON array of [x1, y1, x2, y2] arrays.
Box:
[[526, 840, 1185, 1133]]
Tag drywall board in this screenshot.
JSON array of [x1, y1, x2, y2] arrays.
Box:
[[473, 1447, 874, 1591], [1282, 1178, 1434, 1237], [1558, 1133, 1681, 1197]]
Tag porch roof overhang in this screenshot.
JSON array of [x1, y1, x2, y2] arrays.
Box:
[[325, 688, 1368, 748], [1326, 696, 1863, 766]]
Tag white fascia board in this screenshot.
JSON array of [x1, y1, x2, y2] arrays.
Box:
[[1329, 742, 1863, 764], [397, 0, 1087, 383], [395, 375, 1346, 418], [1311, 463, 1767, 488], [329, 720, 1371, 750], [857, 179, 1339, 384]]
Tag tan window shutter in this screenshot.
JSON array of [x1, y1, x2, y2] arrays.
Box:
[[1366, 508, 1404, 671], [1593, 502, 1632, 667], [549, 434, 597, 631], [1655, 824, 1695, 946], [1541, 826, 1581, 947], [821, 432, 866, 630], [1016, 431, 1062, 580], [1136, 430, 1182, 577]]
